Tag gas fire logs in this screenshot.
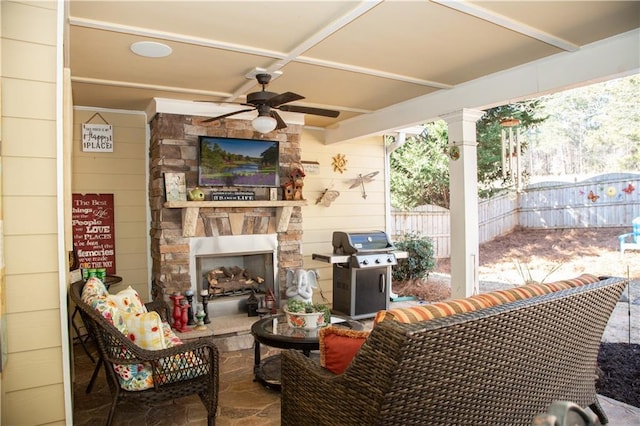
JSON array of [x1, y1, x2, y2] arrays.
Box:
[[206, 266, 265, 296]]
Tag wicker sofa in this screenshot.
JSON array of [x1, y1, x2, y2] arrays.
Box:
[[281, 275, 627, 426], [70, 279, 219, 426]]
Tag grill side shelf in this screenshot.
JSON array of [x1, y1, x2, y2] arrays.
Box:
[[311, 253, 350, 264], [312, 251, 408, 264], [391, 250, 409, 259]]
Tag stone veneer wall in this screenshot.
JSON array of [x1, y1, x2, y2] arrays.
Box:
[[148, 113, 304, 301]]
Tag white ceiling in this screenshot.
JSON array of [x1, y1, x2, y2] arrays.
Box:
[[67, 1, 640, 143]]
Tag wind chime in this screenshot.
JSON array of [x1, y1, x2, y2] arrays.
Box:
[[500, 118, 522, 191]]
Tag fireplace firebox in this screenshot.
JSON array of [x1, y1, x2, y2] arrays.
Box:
[[190, 235, 278, 318]]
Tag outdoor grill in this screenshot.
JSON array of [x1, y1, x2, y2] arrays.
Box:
[[312, 231, 405, 320]]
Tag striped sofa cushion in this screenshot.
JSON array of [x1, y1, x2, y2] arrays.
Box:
[[374, 273, 601, 325], [374, 295, 492, 324]]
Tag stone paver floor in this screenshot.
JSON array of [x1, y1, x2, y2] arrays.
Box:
[[73, 278, 640, 425]]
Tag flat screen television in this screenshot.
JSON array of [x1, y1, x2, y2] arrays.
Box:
[[198, 136, 280, 187]]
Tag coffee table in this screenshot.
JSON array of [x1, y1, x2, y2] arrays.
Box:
[[251, 313, 363, 389]]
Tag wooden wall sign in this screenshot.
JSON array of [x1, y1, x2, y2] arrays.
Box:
[[82, 123, 113, 152], [72, 193, 116, 274]]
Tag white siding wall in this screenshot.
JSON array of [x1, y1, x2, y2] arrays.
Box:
[[300, 129, 387, 306], [72, 110, 149, 300], [1, 1, 66, 424]]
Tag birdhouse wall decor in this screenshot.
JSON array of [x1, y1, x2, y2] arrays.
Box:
[[282, 181, 295, 200], [282, 164, 306, 201]]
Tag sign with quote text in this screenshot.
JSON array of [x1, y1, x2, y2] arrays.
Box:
[[72, 193, 116, 274], [82, 123, 113, 152]]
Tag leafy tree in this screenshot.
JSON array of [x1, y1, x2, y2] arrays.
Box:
[[390, 101, 546, 209], [390, 74, 638, 210], [389, 121, 449, 209], [530, 74, 640, 175]]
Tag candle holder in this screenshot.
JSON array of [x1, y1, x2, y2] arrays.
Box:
[[201, 291, 211, 324], [194, 309, 207, 331], [185, 289, 195, 325], [169, 293, 187, 332], [180, 300, 190, 331]]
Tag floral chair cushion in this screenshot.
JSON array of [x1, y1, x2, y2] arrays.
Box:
[[114, 311, 185, 391], [162, 322, 183, 348], [90, 296, 127, 334], [81, 277, 108, 303], [84, 282, 203, 392], [113, 363, 154, 391], [122, 311, 167, 350], [107, 286, 147, 314], [114, 321, 204, 391]]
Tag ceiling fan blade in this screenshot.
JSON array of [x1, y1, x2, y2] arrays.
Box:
[[195, 100, 253, 108], [278, 104, 340, 118], [266, 91, 304, 107], [270, 110, 287, 130], [201, 108, 255, 123]]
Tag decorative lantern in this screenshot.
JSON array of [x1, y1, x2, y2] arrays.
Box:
[[246, 291, 259, 317]]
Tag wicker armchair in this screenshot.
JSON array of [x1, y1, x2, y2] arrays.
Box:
[[532, 400, 599, 425], [70, 280, 219, 426], [281, 277, 627, 426]]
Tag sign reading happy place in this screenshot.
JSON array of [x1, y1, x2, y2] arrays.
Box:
[[82, 123, 113, 152]]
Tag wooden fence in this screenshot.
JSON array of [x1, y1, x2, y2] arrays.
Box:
[[390, 193, 519, 258], [518, 173, 640, 228], [390, 173, 640, 258]]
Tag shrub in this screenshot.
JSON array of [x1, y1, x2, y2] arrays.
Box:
[[392, 233, 436, 282]]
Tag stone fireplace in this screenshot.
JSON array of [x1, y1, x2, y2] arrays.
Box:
[[148, 113, 305, 313]]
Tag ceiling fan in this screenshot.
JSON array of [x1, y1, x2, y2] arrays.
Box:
[[200, 73, 340, 133]]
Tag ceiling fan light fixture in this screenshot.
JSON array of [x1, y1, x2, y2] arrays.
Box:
[[252, 115, 277, 134]]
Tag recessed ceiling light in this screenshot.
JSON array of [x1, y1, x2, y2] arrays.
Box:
[[130, 41, 172, 58]]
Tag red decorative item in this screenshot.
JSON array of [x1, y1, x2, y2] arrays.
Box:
[[180, 302, 190, 332], [265, 288, 277, 314], [622, 183, 635, 194], [170, 293, 189, 332]]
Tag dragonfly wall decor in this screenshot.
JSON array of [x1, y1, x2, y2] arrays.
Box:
[[348, 171, 379, 199]]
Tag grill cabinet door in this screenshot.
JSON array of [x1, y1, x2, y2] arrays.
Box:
[[333, 264, 389, 320]]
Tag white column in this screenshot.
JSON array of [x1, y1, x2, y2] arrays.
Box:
[[442, 109, 485, 298]]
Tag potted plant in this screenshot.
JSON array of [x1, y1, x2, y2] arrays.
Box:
[[283, 299, 331, 330]]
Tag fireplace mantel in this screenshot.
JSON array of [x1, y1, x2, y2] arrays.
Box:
[[164, 200, 307, 236]]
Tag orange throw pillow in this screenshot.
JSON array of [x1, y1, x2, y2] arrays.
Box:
[[319, 326, 369, 375]]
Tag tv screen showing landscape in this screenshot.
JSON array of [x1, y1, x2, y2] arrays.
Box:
[[198, 137, 280, 187]]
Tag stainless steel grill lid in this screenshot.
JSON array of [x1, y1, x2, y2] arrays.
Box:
[[332, 231, 395, 255]]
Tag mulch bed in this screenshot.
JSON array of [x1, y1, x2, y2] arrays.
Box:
[[596, 343, 640, 408]]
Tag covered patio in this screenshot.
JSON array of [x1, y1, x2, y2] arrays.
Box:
[[64, 0, 640, 299], [1, 1, 639, 424]]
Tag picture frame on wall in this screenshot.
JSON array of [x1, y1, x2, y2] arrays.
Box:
[[164, 172, 187, 202]]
